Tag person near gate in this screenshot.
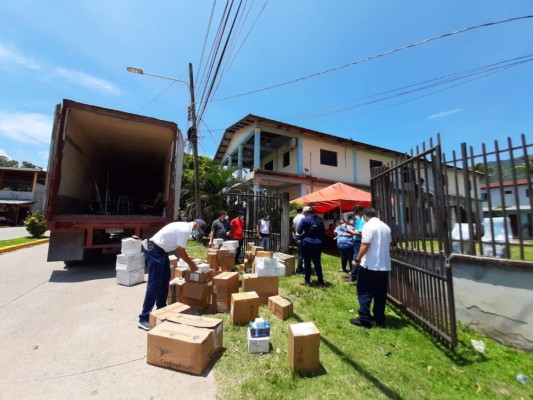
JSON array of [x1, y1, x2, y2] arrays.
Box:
[[348, 205, 365, 282], [230, 210, 245, 264], [350, 207, 391, 328], [292, 206, 305, 274], [209, 210, 230, 246], [138, 219, 207, 331], [256, 211, 272, 251], [297, 206, 326, 286], [334, 219, 354, 273]]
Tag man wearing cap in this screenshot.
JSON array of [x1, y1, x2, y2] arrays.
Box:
[[350, 207, 391, 328], [297, 206, 326, 286], [292, 206, 305, 274], [230, 210, 245, 264], [137, 219, 206, 331]]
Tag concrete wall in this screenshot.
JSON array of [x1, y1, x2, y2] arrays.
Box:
[[452, 255, 533, 350]]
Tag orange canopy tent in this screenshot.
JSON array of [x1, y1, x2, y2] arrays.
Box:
[[290, 182, 372, 213]]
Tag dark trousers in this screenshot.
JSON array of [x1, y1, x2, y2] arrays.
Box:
[[295, 239, 304, 273], [234, 239, 243, 264], [139, 246, 170, 322], [350, 240, 362, 280], [357, 267, 389, 325], [338, 246, 354, 271], [302, 243, 324, 283]]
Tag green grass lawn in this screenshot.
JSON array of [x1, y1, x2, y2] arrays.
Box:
[[0, 236, 47, 249], [186, 240, 532, 400]]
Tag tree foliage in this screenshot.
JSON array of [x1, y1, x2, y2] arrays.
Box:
[[0, 156, 19, 168], [24, 211, 47, 238]]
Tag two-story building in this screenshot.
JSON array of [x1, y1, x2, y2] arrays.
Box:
[[0, 167, 46, 225], [213, 114, 403, 200]]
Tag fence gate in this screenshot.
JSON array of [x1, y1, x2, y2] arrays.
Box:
[[227, 191, 289, 263], [371, 138, 457, 348]]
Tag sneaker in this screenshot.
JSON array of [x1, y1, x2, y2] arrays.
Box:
[[349, 317, 372, 328], [137, 320, 150, 331]]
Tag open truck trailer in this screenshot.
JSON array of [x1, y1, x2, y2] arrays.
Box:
[[44, 100, 184, 264]]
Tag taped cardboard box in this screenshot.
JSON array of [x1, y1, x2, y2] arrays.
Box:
[[166, 314, 223, 352], [255, 251, 272, 258], [181, 281, 213, 310], [268, 295, 293, 320], [241, 274, 278, 304], [167, 278, 186, 305], [183, 269, 213, 284], [255, 257, 284, 277], [172, 266, 189, 280], [230, 291, 260, 325], [147, 321, 215, 375], [116, 269, 144, 286], [207, 250, 219, 269], [274, 252, 295, 276], [288, 322, 320, 375], [213, 271, 239, 312], [121, 237, 142, 255], [116, 253, 145, 272], [251, 246, 264, 256], [219, 254, 235, 271], [149, 301, 191, 328], [223, 240, 239, 250], [168, 255, 178, 268]]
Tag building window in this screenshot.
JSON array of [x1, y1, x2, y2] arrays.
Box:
[[526, 189, 530, 197], [283, 151, 290, 167], [480, 193, 487, 201], [264, 160, 273, 171], [370, 159, 383, 169], [504, 190, 512, 195], [320, 149, 337, 167]]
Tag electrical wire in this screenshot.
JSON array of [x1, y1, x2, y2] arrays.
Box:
[[196, 0, 218, 81]]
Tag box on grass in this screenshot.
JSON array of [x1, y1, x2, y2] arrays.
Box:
[[181, 281, 213, 310], [247, 327, 270, 354], [116, 269, 144, 286], [183, 269, 213, 284], [288, 322, 320, 374], [166, 313, 223, 352], [255, 251, 272, 258], [255, 257, 283, 277], [230, 291, 260, 325], [121, 237, 142, 255], [268, 295, 293, 320], [167, 278, 186, 305], [149, 301, 191, 328], [213, 271, 239, 313], [207, 250, 219, 269], [116, 253, 144, 272], [147, 321, 217, 375], [274, 252, 295, 276], [241, 274, 278, 304]]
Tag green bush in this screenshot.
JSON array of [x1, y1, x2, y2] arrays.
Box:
[[24, 211, 47, 238]]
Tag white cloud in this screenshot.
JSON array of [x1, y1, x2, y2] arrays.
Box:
[[0, 42, 40, 70], [0, 111, 52, 145], [428, 108, 461, 120], [0, 148, 11, 159], [55, 67, 121, 95]]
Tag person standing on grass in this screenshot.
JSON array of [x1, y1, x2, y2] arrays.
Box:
[[256, 211, 272, 251], [297, 206, 326, 286], [138, 219, 207, 331], [348, 205, 365, 282], [334, 219, 354, 273], [209, 210, 230, 246], [350, 207, 391, 328], [292, 206, 305, 274], [230, 210, 245, 264]]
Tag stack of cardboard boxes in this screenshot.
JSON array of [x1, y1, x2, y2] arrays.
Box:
[[212, 271, 240, 312], [115, 237, 145, 286]]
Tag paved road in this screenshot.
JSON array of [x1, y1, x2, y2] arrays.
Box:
[[0, 244, 217, 400], [0, 226, 49, 241]]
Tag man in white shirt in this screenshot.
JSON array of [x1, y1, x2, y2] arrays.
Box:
[[138, 219, 206, 331], [292, 206, 305, 273], [350, 207, 391, 328]]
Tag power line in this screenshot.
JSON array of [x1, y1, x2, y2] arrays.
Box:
[[209, 15, 533, 103], [196, 0, 218, 80]]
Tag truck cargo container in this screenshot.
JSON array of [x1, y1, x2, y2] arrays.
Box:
[[44, 100, 184, 263]]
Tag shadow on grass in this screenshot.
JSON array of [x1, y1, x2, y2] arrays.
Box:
[[292, 312, 404, 399]]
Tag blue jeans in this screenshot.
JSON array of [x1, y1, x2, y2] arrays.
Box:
[[338, 246, 354, 272], [350, 240, 362, 280], [357, 267, 389, 325], [139, 246, 170, 322], [258, 235, 270, 251], [295, 239, 304, 272], [302, 243, 323, 283]]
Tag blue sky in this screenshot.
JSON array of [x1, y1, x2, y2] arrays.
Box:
[[0, 1, 532, 169]]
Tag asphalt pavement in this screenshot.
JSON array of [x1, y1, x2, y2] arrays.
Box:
[[0, 226, 40, 241], [0, 244, 217, 400]]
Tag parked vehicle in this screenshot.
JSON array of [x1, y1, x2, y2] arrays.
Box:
[[44, 100, 184, 264]]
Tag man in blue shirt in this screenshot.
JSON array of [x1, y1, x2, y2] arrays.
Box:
[[297, 206, 326, 286], [348, 205, 365, 282]]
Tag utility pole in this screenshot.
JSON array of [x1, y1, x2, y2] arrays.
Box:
[[188, 63, 202, 219]]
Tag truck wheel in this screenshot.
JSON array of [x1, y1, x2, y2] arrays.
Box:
[[64, 260, 81, 267]]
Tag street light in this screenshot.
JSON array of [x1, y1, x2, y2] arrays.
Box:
[[127, 65, 202, 220]]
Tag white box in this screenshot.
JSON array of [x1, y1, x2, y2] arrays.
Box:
[[196, 263, 211, 272], [223, 240, 239, 250], [247, 328, 270, 354], [213, 238, 224, 246], [255, 257, 283, 277], [121, 237, 142, 255], [116, 268, 144, 286], [191, 258, 203, 265], [116, 253, 145, 272]]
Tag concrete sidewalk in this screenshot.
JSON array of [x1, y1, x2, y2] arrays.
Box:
[[0, 245, 217, 400]]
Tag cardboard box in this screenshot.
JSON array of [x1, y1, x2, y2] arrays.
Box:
[[172, 266, 189, 280], [288, 322, 320, 374], [213, 238, 224, 246], [255, 251, 272, 258], [241, 260, 253, 274], [116, 253, 145, 272], [116, 268, 144, 286], [247, 327, 270, 354], [244, 251, 254, 260], [255, 257, 283, 277], [268, 295, 293, 320], [166, 314, 223, 352], [230, 292, 260, 325], [246, 243, 254, 252], [274, 252, 295, 276], [219, 254, 235, 271], [196, 263, 211, 272], [169, 255, 178, 268], [241, 274, 278, 304], [147, 321, 215, 375], [167, 278, 186, 305], [183, 269, 213, 284], [181, 281, 212, 310], [223, 240, 239, 250], [207, 250, 219, 269], [251, 246, 264, 256], [213, 271, 239, 312], [149, 301, 191, 328], [121, 237, 142, 255]]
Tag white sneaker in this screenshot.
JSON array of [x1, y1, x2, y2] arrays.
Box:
[[137, 320, 150, 331]]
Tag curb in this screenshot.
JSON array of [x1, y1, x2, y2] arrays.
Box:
[[0, 238, 49, 254]]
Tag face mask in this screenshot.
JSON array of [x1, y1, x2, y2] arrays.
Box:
[[239, 216, 244, 220], [264, 216, 270, 221], [225, 215, 229, 220], [192, 230, 198, 238]]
